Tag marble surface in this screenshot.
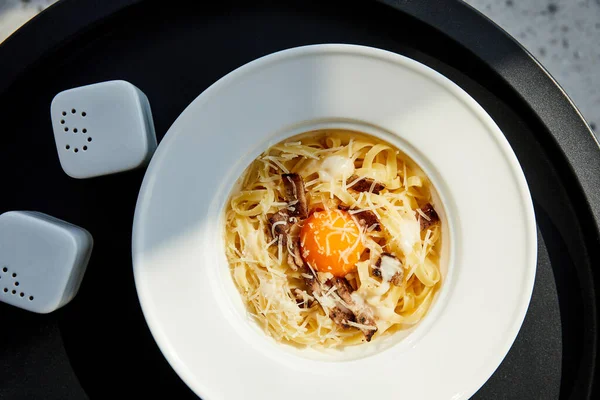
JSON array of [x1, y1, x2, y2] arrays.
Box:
[[0, 0, 598, 135], [464, 0, 600, 135], [0, 0, 55, 42]]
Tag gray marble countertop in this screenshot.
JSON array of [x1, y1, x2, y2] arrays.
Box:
[[464, 0, 599, 136], [0, 0, 598, 137]]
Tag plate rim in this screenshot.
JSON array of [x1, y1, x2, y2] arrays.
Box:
[[0, 0, 596, 397], [132, 43, 537, 400]]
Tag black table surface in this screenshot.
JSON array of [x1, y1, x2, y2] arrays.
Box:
[[0, 1, 597, 399]]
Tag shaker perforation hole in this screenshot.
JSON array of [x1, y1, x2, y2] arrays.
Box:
[[64, 127, 69, 132], [11, 273, 16, 278], [20, 292, 24, 297], [87, 137, 92, 142], [2, 267, 6, 273], [71, 109, 76, 114], [14, 282, 19, 287], [65, 145, 70, 150], [83, 146, 88, 151], [62, 111, 67, 116], [60, 120, 65, 124], [11, 290, 16, 295], [82, 129, 87, 133], [82, 112, 87, 117], [73, 128, 78, 133], [3, 288, 7, 293], [74, 148, 79, 153], [29, 296, 34, 301]]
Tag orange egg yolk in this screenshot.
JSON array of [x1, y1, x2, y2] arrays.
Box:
[[300, 209, 365, 277]]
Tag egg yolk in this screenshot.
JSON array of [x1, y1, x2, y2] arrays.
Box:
[[300, 209, 365, 277]]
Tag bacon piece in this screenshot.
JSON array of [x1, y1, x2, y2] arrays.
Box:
[[346, 175, 385, 194], [302, 274, 355, 328], [328, 303, 356, 328], [337, 203, 350, 211], [419, 203, 439, 231], [329, 277, 378, 341], [287, 237, 304, 271], [282, 173, 308, 218], [268, 209, 290, 246], [353, 210, 381, 231], [337, 204, 380, 231]]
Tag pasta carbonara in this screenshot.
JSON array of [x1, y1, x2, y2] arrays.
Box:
[[224, 130, 442, 347]]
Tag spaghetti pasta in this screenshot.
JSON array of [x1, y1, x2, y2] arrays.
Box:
[[224, 130, 442, 347]]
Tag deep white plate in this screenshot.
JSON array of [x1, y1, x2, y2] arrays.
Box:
[[132, 44, 536, 400]]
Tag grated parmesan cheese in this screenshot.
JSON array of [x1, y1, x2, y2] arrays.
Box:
[[345, 320, 377, 331], [416, 207, 431, 221]]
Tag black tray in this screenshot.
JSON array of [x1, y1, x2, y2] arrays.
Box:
[[0, 1, 598, 399]]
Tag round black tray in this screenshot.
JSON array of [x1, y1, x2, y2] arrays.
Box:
[[0, 1, 597, 399]]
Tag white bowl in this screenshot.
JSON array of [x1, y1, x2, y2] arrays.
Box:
[[132, 44, 536, 400]]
